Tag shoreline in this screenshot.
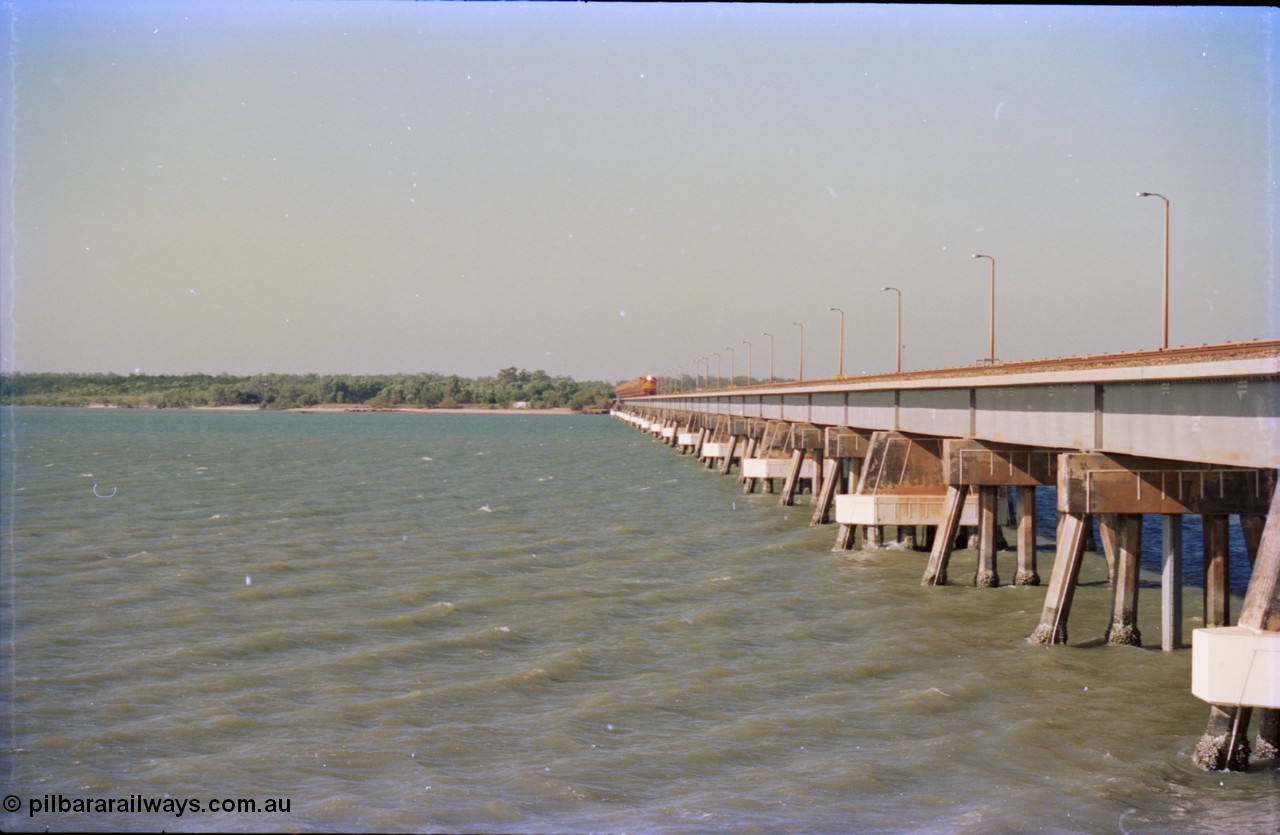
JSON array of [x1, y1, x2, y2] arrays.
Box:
[[11, 403, 603, 416]]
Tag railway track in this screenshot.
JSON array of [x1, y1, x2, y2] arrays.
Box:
[[672, 338, 1280, 393]]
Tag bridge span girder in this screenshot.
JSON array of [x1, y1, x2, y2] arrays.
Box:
[[1057, 452, 1276, 516], [632, 357, 1280, 469]]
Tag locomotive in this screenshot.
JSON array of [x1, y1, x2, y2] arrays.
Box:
[[614, 374, 658, 399]]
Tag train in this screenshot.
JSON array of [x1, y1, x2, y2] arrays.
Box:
[[614, 374, 658, 400]]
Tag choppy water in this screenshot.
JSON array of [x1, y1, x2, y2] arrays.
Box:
[[1, 407, 1276, 833]]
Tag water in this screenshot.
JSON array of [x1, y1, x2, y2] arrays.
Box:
[[1, 407, 1276, 833]]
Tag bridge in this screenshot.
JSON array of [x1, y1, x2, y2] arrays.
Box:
[[613, 339, 1280, 772]]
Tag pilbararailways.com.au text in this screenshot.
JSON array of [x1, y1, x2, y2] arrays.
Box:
[[6, 793, 292, 818]]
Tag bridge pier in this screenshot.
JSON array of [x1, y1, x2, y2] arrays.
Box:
[[819, 428, 871, 532], [741, 420, 790, 495], [1202, 514, 1231, 628], [923, 440, 1052, 587], [975, 486, 1000, 586], [1028, 511, 1089, 645], [736, 419, 766, 485], [1193, 485, 1280, 771], [835, 431, 958, 552], [1104, 514, 1143, 646], [1028, 452, 1275, 647], [666, 413, 682, 447], [779, 424, 822, 507], [923, 485, 968, 584], [718, 433, 740, 476], [1015, 486, 1040, 585], [1161, 515, 1184, 650], [676, 413, 708, 457], [699, 416, 732, 470]]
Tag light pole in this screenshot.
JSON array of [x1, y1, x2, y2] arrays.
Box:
[[699, 356, 709, 390], [881, 287, 901, 373], [741, 340, 752, 386], [725, 346, 736, 387], [714, 352, 722, 389], [1137, 191, 1170, 350], [828, 307, 845, 377], [972, 254, 996, 364], [762, 333, 775, 383], [792, 322, 804, 382]]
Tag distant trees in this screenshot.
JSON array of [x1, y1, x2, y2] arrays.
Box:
[[0, 369, 618, 411]]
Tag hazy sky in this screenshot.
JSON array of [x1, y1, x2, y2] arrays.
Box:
[[2, 2, 1276, 381]]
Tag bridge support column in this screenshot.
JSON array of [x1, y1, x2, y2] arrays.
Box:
[[779, 424, 823, 507], [736, 437, 759, 483], [1161, 515, 1184, 651], [1029, 512, 1089, 645], [1196, 706, 1254, 772], [832, 450, 866, 551], [1255, 710, 1280, 760], [1242, 514, 1265, 564], [690, 426, 707, 459], [974, 486, 1000, 587], [1015, 486, 1040, 585], [1105, 514, 1143, 646], [811, 458, 842, 526], [809, 448, 826, 508], [718, 434, 739, 476], [922, 484, 969, 586], [779, 449, 806, 507], [1097, 514, 1119, 583], [1202, 515, 1231, 628]]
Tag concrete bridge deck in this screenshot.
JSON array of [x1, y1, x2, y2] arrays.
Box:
[[632, 339, 1279, 469]]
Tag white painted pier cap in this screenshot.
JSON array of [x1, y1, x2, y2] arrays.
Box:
[[1191, 627, 1280, 709]]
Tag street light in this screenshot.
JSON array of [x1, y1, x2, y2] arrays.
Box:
[[828, 307, 845, 377], [762, 332, 775, 383], [972, 254, 996, 364], [881, 287, 902, 373], [725, 346, 736, 387], [714, 352, 722, 388], [741, 340, 753, 386], [1137, 191, 1170, 350], [792, 322, 805, 382]]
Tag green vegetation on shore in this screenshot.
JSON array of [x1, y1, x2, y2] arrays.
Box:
[[0, 368, 616, 411]]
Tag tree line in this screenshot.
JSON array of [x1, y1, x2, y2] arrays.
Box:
[[0, 368, 617, 411]]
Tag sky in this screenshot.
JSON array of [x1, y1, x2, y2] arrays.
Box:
[[1, 2, 1276, 382]]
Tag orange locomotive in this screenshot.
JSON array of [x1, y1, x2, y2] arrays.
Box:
[[615, 374, 658, 399]]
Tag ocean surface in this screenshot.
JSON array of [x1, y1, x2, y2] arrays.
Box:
[[1, 406, 1276, 833]]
